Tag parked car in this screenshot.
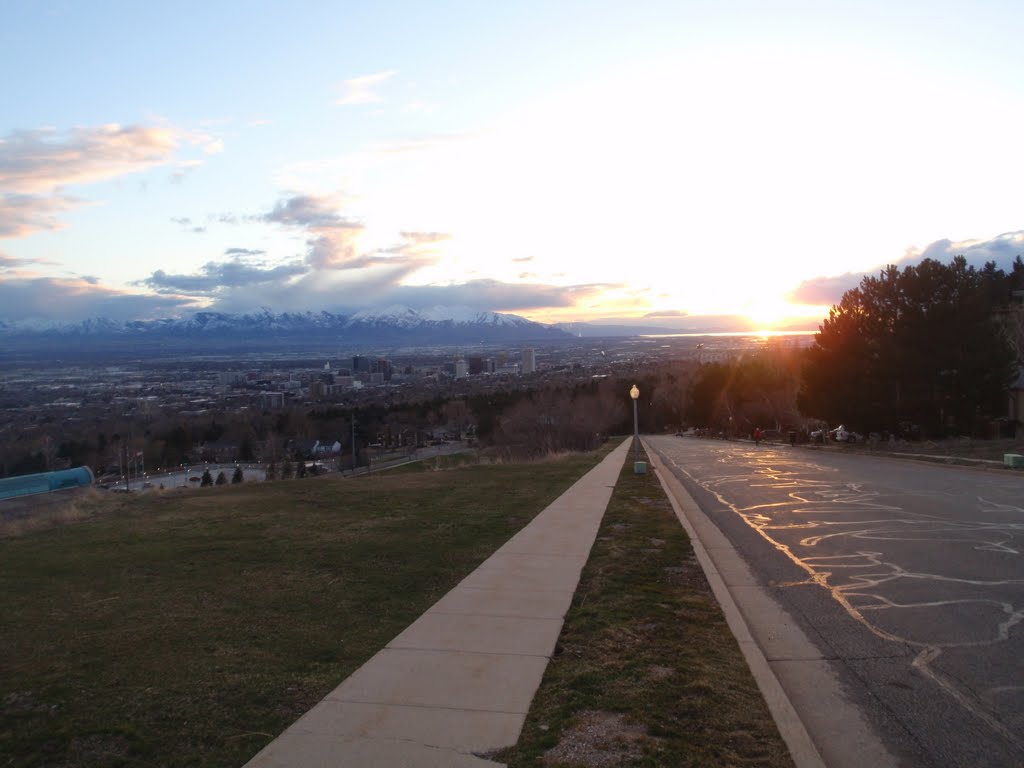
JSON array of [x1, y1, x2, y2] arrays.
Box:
[[831, 425, 863, 443]]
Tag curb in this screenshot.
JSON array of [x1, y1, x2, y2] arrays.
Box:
[[643, 440, 827, 768], [793, 441, 1012, 469]]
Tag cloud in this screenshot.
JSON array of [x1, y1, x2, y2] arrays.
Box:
[[262, 194, 381, 271], [335, 69, 399, 106], [204, 261, 421, 315], [0, 193, 77, 238], [203, 274, 605, 317], [138, 253, 307, 295], [380, 231, 452, 256], [170, 216, 206, 233], [787, 272, 865, 305], [0, 124, 180, 194], [0, 123, 208, 240], [0, 251, 58, 271], [262, 194, 362, 230], [0, 276, 198, 322], [381, 279, 609, 313], [398, 231, 450, 245], [169, 160, 202, 184], [643, 309, 690, 319], [98, 188, 606, 322], [913, 230, 1024, 265], [787, 230, 1024, 306], [135, 198, 456, 317]]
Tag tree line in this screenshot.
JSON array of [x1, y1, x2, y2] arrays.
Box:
[[686, 256, 1023, 439], [799, 256, 1022, 437]]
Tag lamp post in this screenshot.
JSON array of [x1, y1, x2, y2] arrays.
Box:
[[630, 384, 639, 460], [630, 384, 645, 473]]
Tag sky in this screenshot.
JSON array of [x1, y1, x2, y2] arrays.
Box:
[[2, 0, 1024, 330]]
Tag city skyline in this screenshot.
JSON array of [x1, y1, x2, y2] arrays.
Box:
[[2, 1, 1023, 331]]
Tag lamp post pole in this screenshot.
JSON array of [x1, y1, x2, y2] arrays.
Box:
[[630, 384, 640, 466]]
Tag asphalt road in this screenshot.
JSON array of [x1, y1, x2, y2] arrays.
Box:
[[646, 435, 1024, 768]]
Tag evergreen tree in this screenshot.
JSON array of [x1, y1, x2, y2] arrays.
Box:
[[265, 461, 277, 481], [800, 256, 1017, 436], [215, 470, 227, 485], [232, 466, 244, 484], [200, 469, 213, 486]]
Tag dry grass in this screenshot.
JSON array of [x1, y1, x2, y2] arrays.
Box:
[[0, 488, 101, 539]]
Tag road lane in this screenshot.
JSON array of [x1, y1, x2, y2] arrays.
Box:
[[646, 435, 1024, 768]]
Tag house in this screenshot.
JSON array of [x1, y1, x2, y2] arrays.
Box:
[[313, 440, 342, 456]]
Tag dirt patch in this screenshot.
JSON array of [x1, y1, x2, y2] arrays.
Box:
[[662, 564, 708, 590], [543, 710, 654, 767], [647, 665, 675, 682]]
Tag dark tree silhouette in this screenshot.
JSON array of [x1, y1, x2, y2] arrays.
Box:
[[800, 256, 1018, 436]]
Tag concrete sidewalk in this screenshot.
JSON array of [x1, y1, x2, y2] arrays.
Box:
[[244, 437, 631, 768]]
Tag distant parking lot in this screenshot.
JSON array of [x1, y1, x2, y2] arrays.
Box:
[[100, 465, 266, 491]]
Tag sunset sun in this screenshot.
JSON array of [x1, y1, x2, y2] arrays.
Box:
[[743, 299, 796, 329]]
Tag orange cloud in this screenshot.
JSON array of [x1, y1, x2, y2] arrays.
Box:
[[0, 124, 179, 194]]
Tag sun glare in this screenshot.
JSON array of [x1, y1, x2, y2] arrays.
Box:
[[743, 299, 796, 329]]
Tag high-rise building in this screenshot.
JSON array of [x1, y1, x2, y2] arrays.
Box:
[[260, 392, 285, 410], [521, 348, 536, 374], [352, 355, 371, 373]]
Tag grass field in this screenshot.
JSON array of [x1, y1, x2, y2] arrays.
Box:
[[0, 448, 610, 767], [494, 446, 794, 767]]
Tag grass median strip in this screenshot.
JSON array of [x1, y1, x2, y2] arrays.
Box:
[[493, 445, 795, 768], [0, 447, 610, 768]]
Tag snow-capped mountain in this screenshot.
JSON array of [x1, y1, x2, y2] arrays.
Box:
[[349, 305, 538, 329], [0, 306, 571, 350]]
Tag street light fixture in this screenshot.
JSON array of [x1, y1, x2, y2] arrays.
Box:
[[630, 384, 645, 474]]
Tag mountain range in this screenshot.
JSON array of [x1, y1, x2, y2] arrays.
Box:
[[0, 306, 574, 350]]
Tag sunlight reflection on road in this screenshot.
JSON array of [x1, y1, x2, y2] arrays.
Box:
[[648, 436, 1024, 747]]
